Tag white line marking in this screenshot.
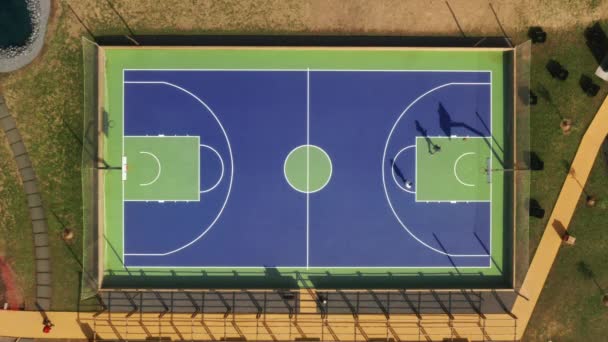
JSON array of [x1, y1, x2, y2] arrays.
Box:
[[489, 71, 493, 264], [124, 68, 493, 73], [123, 81, 233, 257], [138, 151, 162, 186], [199, 144, 225, 194], [390, 145, 416, 194], [306, 68, 310, 270], [382, 82, 492, 257], [124, 135, 196, 138], [121, 74, 495, 267], [122, 156, 127, 181], [124, 199, 198, 202], [453, 152, 476, 187], [125, 265, 492, 269], [122, 69, 125, 265]]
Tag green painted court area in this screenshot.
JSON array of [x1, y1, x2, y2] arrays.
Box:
[[92, 46, 516, 290], [416, 137, 492, 202], [124, 136, 200, 201], [284, 145, 333, 193]]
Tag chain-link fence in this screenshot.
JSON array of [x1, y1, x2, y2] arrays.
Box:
[[81, 37, 101, 299], [513, 41, 531, 289]]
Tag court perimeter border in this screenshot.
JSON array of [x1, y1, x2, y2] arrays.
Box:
[[99, 46, 511, 289]]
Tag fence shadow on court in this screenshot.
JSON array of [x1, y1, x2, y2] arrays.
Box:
[[94, 35, 513, 48], [101, 266, 511, 291]]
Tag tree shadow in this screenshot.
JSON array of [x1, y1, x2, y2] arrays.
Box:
[[561, 159, 572, 173], [584, 22, 608, 65], [527, 198, 545, 219], [546, 59, 569, 80], [523, 151, 544, 171], [536, 84, 552, 103], [579, 74, 600, 97], [577, 261, 605, 294]]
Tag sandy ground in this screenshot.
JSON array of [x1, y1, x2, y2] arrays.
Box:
[[61, 0, 608, 40]]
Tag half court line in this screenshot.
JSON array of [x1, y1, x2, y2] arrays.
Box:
[[306, 68, 310, 269]]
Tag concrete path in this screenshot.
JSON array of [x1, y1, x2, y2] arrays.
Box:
[[510, 93, 608, 338], [0, 96, 51, 310]]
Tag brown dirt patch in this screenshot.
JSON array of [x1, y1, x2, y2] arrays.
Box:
[[62, 0, 608, 38], [0, 256, 24, 310]]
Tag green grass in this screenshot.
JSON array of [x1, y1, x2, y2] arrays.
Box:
[[415, 137, 492, 201], [524, 155, 608, 341], [0, 131, 35, 308], [1, 6, 101, 311], [522, 24, 608, 340]]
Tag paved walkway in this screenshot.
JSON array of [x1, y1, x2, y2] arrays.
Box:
[[1, 94, 608, 340], [510, 91, 608, 337], [0, 96, 51, 310]]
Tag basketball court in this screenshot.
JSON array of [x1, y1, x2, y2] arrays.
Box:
[[99, 47, 510, 287]]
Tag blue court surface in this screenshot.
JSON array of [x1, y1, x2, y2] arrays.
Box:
[[121, 69, 501, 270]]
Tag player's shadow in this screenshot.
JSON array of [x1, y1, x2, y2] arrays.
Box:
[[415, 120, 441, 154], [390, 158, 407, 184], [438, 103, 486, 138], [437, 103, 504, 167]]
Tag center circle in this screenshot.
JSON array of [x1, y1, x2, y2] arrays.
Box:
[[284, 144, 332, 193]]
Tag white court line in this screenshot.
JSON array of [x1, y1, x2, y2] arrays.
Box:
[[125, 265, 492, 269], [137, 151, 162, 186], [453, 152, 476, 187], [121, 70, 125, 265], [199, 144, 225, 194], [124, 68, 492, 73], [306, 68, 310, 270], [123, 80, 233, 257], [390, 145, 416, 194], [489, 71, 493, 267], [121, 74, 494, 266], [382, 82, 492, 257]]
